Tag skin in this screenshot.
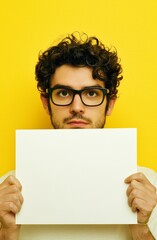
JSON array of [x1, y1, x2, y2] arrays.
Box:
[[0, 176, 23, 240], [0, 64, 156, 239], [125, 173, 157, 239], [41, 65, 115, 129]]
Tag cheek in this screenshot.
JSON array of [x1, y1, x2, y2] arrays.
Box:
[[97, 102, 107, 116], [51, 106, 68, 117]]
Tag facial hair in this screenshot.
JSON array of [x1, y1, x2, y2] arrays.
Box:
[[48, 101, 107, 129], [50, 112, 106, 129]]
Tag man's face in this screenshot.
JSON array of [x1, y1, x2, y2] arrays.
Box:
[[41, 65, 115, 129]]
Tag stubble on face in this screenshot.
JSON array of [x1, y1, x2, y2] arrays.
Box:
[[46, 66, 109, 129], [50, 111, 106, 129]]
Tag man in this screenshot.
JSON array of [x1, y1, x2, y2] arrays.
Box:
[[0, 33, 157, 240]]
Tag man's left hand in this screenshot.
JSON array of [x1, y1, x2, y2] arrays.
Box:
[[125, 172, 157, 224]]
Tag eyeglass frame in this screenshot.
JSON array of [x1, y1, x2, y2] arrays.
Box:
[[46, 85, 109, 107]]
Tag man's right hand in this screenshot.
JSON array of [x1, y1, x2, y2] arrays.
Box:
[[0, 175, 23, 240]]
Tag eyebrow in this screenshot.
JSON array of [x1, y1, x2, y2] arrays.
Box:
[[51, 84, 104, 90]]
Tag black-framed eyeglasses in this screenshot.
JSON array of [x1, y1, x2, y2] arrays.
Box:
[[46, 85, 109, 107]]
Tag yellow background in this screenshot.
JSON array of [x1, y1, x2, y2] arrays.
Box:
[[0, 0, 157, 176]]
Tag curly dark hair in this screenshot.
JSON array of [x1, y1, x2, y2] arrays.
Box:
[[35, 33, 123, 100]]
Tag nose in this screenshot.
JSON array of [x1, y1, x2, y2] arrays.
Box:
[[69, 94, 85, 114]]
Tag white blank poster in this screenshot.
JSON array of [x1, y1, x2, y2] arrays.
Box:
[[16, 128, 137, 224]]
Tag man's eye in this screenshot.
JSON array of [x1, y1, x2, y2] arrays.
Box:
[[87, 91, 97, 97], [58, 90, 70, 97]]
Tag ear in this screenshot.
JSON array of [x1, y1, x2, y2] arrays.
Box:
[[106, 99, 116, 116], [40, 94, 50, 115]]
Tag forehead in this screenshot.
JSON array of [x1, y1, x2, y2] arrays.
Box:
[[50, 65, 105, 89]]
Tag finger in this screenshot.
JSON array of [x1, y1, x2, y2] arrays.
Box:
[[18, 192, 24, 205], [7, 192, 24, 205], [125, 172, 148, 184], [125, 172, 156, 192], [0, 191, 24, 205], [2, 200, 22, 214], [0, 191, 23, 213], [131, 198, 147, 213], [0, 184, 22, 197], [126, 179, 156, 198], [127, 188, 155, 208], [126, 180, 157, 211], [0, 176, 22, 191], [126, 180, 143, 196], [128, 189, 143, 207], [128, 191, 157, 224], [131, 198, 152, 220]]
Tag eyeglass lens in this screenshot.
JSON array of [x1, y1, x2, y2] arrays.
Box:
[[50, 87, 105, 106]]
